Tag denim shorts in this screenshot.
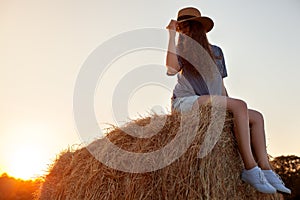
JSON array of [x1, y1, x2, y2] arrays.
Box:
[[171, 95, 199, 113]]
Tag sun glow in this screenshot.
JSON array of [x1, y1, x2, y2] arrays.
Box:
[[7, 146, 46, 180], [1, 122, 55, 180]]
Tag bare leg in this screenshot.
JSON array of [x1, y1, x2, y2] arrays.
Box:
[[248, 109, 272, 170], [248, 110, 291, 193], [194, 95, 257, 169]]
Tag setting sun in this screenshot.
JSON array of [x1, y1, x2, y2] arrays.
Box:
[[7, 146, 45, 180], [0, 122, 57, 180]]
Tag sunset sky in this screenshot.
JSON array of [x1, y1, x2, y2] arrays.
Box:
[[1, 0, 300, 180]]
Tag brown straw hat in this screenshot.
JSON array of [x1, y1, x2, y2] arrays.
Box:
[[177, 7, 214, 32]]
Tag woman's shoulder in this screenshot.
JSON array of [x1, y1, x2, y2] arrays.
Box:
[[210, 44, 224, 57], [210, 44, 223, 52]]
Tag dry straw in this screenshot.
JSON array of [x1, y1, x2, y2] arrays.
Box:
[[37, 103, 283, 200]]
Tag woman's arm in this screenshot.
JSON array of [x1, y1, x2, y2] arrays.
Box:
[[165, 20, 181, 75]]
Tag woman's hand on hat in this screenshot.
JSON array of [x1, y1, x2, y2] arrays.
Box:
[[166, 19, 178, 31]]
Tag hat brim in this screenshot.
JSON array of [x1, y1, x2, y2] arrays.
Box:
[[178, 16, 214, 33]]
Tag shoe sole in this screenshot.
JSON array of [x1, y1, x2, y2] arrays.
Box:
[[241, 179, 276, 194], [276, 190, 291, 195]]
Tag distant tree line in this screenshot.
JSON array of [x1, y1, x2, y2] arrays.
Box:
[[0, 173, 42, 200], [0, 155, 299, 200], [271, 155, 300, 200]]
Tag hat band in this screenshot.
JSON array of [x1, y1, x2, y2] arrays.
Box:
[[177, 15, 196, 21]]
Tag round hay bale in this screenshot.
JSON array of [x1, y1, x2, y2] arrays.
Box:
[[37, 105, 283, 200]]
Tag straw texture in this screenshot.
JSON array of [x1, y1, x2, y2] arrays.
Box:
[[37, 104, 283, 200]]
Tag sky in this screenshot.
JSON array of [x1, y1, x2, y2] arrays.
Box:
[[1, 0, 300, 179]]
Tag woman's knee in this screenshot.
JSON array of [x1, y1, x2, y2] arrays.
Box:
[[249, 109, 264, 124], [228, 98, 248, 111], [235, 99, 248, 109]]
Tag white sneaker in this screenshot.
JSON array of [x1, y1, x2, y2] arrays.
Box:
[[241, 166, 276, 194], [262, 170, 291, 194]]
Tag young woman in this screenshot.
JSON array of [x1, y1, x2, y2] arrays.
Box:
[[165, 7, 291, 194]]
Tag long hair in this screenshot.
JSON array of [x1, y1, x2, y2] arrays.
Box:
[[176, 20, 216, 76]]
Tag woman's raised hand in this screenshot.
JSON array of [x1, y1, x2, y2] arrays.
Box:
[[166, 19, 178, 31]]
